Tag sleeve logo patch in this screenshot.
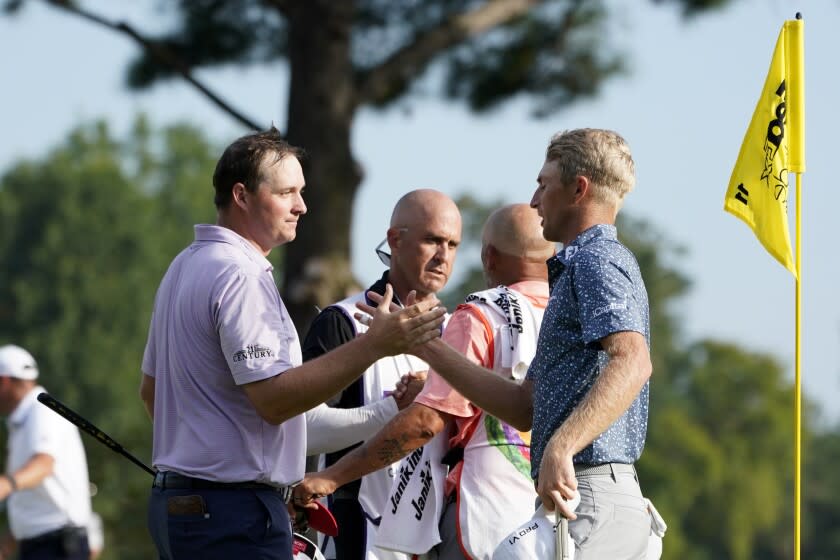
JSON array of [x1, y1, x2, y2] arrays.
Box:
[[592, 301, 627, 318], [232, 344, 274, 362]]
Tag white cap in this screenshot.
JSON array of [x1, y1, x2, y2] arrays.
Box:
[[0, 344, 39, 380]]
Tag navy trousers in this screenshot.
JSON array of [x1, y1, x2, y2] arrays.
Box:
[[19, 528, 89, 560], [148, 487, 293, 560]]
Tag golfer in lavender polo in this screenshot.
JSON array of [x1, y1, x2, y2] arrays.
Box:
[[139, 127, 445, 560]]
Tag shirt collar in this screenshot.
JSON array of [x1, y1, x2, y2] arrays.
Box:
[[6, 385, 45, 428], [367, 270, 404, 307], [546, 224, 617, 288], [556, 224, 617, 266], [194, 224, 274, 272]]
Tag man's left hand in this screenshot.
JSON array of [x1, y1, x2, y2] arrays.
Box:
[[392, 371, 427, 409]]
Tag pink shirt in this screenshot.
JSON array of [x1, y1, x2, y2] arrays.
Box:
[[142, 225, 305, 486], [414, 280, 548, 493]]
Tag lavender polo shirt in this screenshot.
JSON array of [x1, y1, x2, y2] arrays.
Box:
[[142, 224, 305, 486]]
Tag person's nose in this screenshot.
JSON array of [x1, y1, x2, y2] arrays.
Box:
[[294, 192, 307, 215], [436, 243, 455, 265], [530, 188, 541, 209]]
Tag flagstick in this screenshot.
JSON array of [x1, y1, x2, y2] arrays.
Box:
[[793, 170, 802, 560], [792, 13, 804, 559]]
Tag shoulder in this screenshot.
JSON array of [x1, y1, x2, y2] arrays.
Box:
[[450, 302, 494, 340], [331, 291, 367, 310], [463, 286, 514, 312], [310, 305, 356, 333], [302, 304, 357, 360], [574, 239, 640, 277]]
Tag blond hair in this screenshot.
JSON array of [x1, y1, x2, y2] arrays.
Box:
[[545, 129, 635, 208]]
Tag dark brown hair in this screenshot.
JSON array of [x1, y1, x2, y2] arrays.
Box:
[[212, 126, 304, 208]]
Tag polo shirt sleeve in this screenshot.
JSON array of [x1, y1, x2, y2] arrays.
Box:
[[140, 303, 158, 378], [414, 304, 492, 418], [573, 252, 647, 344], [216, 269, 298, 385]]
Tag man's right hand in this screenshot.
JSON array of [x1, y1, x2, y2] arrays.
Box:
[[537, 438, 579, 520], [356, 284, 446, 357], [294, 473, 338, 507]]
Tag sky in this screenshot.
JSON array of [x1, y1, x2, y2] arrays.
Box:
[[1, 0, 838, 421]]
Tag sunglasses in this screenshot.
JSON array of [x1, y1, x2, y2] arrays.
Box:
[[375, 239, 390, 267]]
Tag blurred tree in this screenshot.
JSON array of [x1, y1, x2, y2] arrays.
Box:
[[0, 117, 218, 559], [4, 0, 738, 330], [792, 425, 840, 559], [640, 341, 796, 560], [619, 218, 801, 560]]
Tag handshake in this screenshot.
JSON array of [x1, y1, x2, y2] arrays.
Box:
[[353, 284, 446, 359]]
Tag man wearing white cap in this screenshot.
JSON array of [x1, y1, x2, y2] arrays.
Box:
[[0, 344, 93, 560]]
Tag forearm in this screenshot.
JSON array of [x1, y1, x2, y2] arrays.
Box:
[[247, 335, 385, 424], [139, 373, 155, 419], [1, 453, 54, 497], [418, 338, 533, 430], [248, 292, 445, 424], [306, 398, 399, 455], [325, 403, 448, 488], [548, 334, 651, 456]]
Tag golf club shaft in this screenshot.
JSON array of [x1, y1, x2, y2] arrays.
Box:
[[37, 392, 155, 477]]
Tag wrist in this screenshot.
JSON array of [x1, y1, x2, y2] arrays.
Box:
[[320, 468, 344, 492], [411, 337, 439, 362], [547, 429, 576, 457], [3, 474, 18, 493]]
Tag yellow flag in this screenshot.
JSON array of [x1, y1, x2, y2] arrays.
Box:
[[724, 19, 805, 277]]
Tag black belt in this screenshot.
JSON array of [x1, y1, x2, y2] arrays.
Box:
[[20, 526, 86, 545], [574, 463, 636, 477], [153, 471, 294, 503]]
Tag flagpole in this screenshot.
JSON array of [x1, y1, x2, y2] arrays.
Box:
[[721, 13, 804, 554], [794, 170, 802, 560], [793, 14, 803, 560]]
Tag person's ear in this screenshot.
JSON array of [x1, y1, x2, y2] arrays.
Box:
[[386, 227, 402, 251], [232, 183, 248, 209], [482, 243, 497, 272], [573, 176, 590, 203]]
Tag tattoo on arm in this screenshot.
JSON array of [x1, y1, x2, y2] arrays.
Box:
[[376, 436, 411, 466]]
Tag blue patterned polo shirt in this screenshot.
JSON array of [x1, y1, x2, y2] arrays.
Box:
[[526, 224, 650, 478]]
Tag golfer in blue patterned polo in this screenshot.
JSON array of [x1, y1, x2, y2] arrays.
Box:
[[527, 128, 651, 559], [413, 128, 653, 559]]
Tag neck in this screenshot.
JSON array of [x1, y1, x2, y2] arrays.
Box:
[[488, 258, 548, 287], [12, 382, 34, 404], [216, 211, 270, 256], [567, 204, 617, 244], [387, 274, 435, 306]]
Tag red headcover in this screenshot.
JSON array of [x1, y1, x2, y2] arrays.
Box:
[[306, 501, 338, 537]]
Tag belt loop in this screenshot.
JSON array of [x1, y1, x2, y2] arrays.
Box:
[[609, 463, 617, 482]]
